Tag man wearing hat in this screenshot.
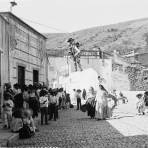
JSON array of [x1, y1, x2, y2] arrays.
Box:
[[76, 89, 82, 110], [67, 38, 83, 71]]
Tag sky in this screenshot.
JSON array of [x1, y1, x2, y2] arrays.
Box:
[[0, 0, 148, 33]]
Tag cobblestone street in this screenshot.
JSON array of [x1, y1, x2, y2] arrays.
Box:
[[9, 105, 148, 148]]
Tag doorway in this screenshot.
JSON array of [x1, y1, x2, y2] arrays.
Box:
[[33, 69, 39, 84], [18, 65, 25, 88]]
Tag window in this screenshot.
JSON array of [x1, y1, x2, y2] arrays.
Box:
[[33, 69, 39, 84], [18, 66, 25, 88]]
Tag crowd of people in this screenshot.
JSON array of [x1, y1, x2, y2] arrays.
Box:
[[73, 83, 128, 120], [2, 83, 71, 139], [73, 85, 114, 120], [3, 79, 121, 137], [74, 84, 148, 120], [3, 78, 148, 139]]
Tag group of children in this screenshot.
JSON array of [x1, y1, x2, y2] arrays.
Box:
[[39, 88, 65, 124], [3, 87, 36, 138], [111, 89, 128, 105], [2, 83, 71, 139]]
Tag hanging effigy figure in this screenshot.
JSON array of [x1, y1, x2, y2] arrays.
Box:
[[67, 38, 75, 57], [67, 38, 83, 71]]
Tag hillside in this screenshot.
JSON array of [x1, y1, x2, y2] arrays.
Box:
[[45, 18, 148, 55]]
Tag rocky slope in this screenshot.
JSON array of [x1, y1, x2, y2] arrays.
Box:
[[45, 18, 148, 55]]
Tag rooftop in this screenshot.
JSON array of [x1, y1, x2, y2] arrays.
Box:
[[0, 12, 47, 39]]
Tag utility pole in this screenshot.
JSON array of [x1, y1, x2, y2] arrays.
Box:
[[10, 1, 17, 12]]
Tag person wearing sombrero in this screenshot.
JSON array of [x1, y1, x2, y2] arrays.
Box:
[[67, 38, 83, 71], [136, 93, 145, 115], [74, 42, 83, 71]]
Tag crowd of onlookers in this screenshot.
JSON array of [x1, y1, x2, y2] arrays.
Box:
[[74, 85, 114, 120], [3, 80, 148, 139], [73, 84, 128, 120], [74, 84, 148, 120], [2, 83, 71, 139]]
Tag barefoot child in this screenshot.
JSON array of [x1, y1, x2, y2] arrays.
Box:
[[2, 93, 14, 128], [19, 109, 35, 139], [136, 93, 145, 115]]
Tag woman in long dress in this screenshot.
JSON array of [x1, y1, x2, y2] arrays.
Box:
[[95, 85, 109, 120], [86, 87, 96, 119]]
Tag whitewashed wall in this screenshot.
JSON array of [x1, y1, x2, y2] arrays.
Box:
[[48, 56, 131, 91]]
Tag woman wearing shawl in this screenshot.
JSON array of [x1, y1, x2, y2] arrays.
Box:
[[86, 87, 96, 119], [95, 85, 109, 120]]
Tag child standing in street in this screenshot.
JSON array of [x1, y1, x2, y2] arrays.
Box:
[[2, 93, 14, 128], [39, 89, 49, 125], [136, 93, 145, 115], [49, 90, 58, 121]]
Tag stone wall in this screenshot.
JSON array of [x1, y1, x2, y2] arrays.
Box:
[[0, 16, 9, 116], [7, 16, 47, 85], [125, 66, 148, 91]]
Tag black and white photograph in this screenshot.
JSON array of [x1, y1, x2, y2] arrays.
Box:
[[0, 0, 148, 147]]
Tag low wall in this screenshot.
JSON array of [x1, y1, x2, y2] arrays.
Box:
[[111, 71, 130, 91]]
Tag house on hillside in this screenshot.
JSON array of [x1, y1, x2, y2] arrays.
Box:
[[118, 49, 148, 90], [127, 52, 148, 67], [120, 48, 148, 66]]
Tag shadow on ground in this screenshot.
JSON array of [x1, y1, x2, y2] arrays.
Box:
[[9, 109, 148, 148]]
